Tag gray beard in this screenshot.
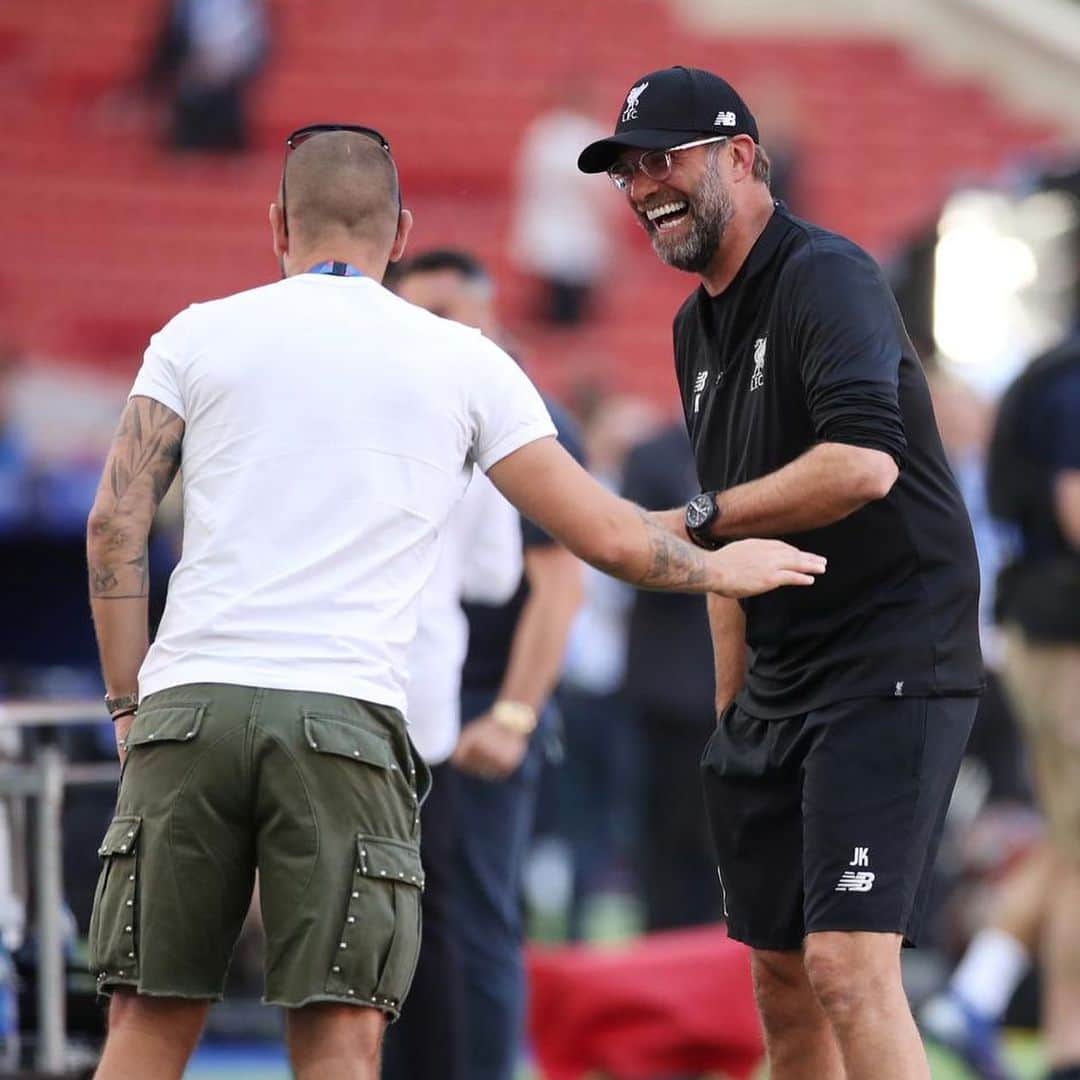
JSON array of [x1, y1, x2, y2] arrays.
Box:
[[650, 171, 734, 274]]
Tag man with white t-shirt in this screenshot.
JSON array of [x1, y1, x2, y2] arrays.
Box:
[[84, 124, 826, 1080]]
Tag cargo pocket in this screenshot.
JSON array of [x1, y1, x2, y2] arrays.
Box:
[[303, 713, 396, 770], [88, 815, 142, 988], [124, 703, 205, 750], [325, 834, 424, 1015]]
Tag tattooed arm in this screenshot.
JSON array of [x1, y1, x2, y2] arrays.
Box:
[[486, 436, 826, 597], [87, 395, 184, 710]]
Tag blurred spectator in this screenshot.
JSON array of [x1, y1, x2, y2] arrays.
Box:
[[926, 366, 1028, 804], [925, 335, 1080, 1079], [989, 334, 1080, 1080], [384, 469, 523, 1080], [919, 364, 1036, 1080], [143, 0, 268, 152], [621, 421, 722, 932], [556, 394, 657, 938], [741, 73, 803, 213], [0, 343, 33, 538], [393, 249, 585, 1080], [510, 85, 615, 327]]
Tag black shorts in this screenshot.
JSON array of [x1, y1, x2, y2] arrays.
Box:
[[700, 695, 976, 951]]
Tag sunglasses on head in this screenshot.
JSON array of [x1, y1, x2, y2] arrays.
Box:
[[280, 123, 398, 235]]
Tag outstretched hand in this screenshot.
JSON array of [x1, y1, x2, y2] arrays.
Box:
[[713, 539, 826, 598]]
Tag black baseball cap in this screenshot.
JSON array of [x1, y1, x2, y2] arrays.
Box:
[[577, 66, 759, 174]]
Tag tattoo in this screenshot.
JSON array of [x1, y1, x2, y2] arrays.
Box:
[[89, 564, 119, 594], [635, 509, 707, 590], [88, 397, 184, 599], [109, 398, 183, 506]]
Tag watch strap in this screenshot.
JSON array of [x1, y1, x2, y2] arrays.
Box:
[[105, 693, 139, 719]]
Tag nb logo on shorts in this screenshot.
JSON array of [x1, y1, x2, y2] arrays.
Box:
[[835, 870, 876, 893]]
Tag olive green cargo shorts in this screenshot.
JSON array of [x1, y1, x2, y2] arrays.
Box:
[[88, 683, 431, 1017]]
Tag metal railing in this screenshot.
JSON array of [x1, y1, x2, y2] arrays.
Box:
[[0, 700, 119, 1075]]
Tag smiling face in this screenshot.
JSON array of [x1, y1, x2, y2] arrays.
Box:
[[618, 140, 736, 274]]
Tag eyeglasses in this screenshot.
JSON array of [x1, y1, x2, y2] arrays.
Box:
[[607, 136, 729, 192], [280, 124, 395, 236]]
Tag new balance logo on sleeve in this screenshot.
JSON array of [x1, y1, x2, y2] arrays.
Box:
[[693, 370, 708, 415]]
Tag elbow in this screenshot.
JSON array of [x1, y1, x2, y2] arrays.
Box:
[[852, 448, 899, 502], [582, 532, 632, 581]]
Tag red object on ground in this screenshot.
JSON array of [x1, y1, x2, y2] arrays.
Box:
[[527, 924, 764, 1080]]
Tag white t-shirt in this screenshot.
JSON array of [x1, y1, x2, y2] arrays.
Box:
[[130, 272, 555, 713], [405, 470, 522, 764]]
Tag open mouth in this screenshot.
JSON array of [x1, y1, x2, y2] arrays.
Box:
[[645, 200, 690, 232]]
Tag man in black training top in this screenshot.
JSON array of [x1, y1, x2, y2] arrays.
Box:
[[579, 67, 983, 1080]]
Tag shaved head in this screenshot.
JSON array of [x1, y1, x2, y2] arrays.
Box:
[[282, 131, 400, 249]]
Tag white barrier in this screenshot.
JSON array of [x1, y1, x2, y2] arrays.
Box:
[[0, 700, 119, 1074]]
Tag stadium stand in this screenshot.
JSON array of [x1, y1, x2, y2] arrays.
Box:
[[0, 0, 1062, 399]]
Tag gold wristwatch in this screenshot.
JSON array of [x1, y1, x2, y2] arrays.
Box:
[[491, 701, 538, 736]]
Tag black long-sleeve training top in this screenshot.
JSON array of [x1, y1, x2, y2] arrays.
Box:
[[674, 202, 984, 718]]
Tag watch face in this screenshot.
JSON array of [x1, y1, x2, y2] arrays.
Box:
[[686, 494, 714, 530]]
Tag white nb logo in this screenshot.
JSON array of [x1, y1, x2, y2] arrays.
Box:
[[749, 337, 766, 392], [836, 871, 876, 893], [714, 110, 737, 127], [623, 81, 649, 122], [693, 369, 708, 415]]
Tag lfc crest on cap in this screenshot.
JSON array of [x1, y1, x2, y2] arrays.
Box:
[[622, 81, 649, 122]]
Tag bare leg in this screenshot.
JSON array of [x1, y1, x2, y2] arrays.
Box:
[[1043, 860, 1080, 1069], [805, 931, 927, 1080], [94, 990, 209, 1080], [286, 1002, 386, 1080], [751, 948, 845, 1080], [990, 839, 1056, 950]]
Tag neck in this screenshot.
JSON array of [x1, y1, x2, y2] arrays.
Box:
[[284, 241, 388, 282], [699, 189, 776, 297]]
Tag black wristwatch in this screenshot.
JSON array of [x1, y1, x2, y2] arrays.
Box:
[[105, 693, 139, 720], [685, 491, 723, 550]]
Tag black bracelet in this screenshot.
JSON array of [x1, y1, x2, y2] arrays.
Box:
[[110, 707, 137, 723]]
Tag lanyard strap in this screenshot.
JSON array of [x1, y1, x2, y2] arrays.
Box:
[[305, 261, 363, 277]]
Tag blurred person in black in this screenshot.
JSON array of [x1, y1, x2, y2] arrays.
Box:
[[984, 337, 1080, 1080], [919, 365, 1037, 1080], [621, 420, 721, 932], [143, 0, 268, 152], [387, 250, 585, 1080], [579, 66, 983, 1080]]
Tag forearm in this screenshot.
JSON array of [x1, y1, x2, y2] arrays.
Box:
[[87, 521, 151, 696], [707, 594, 746, 714], [709, 442, 897, 539], [497, 584, 581, 711], [1055, 469, 1080, 549], [90, 595, 149, 696]]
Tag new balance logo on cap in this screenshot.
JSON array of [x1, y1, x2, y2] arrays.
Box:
[[714, 111, 737, 127]]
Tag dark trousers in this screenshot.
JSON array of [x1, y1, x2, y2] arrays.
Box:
[[640, 710, 722, 932], [454, 686, 547, 1080], [382, 762, 466, 1080], [558, 685, 640, 939]]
